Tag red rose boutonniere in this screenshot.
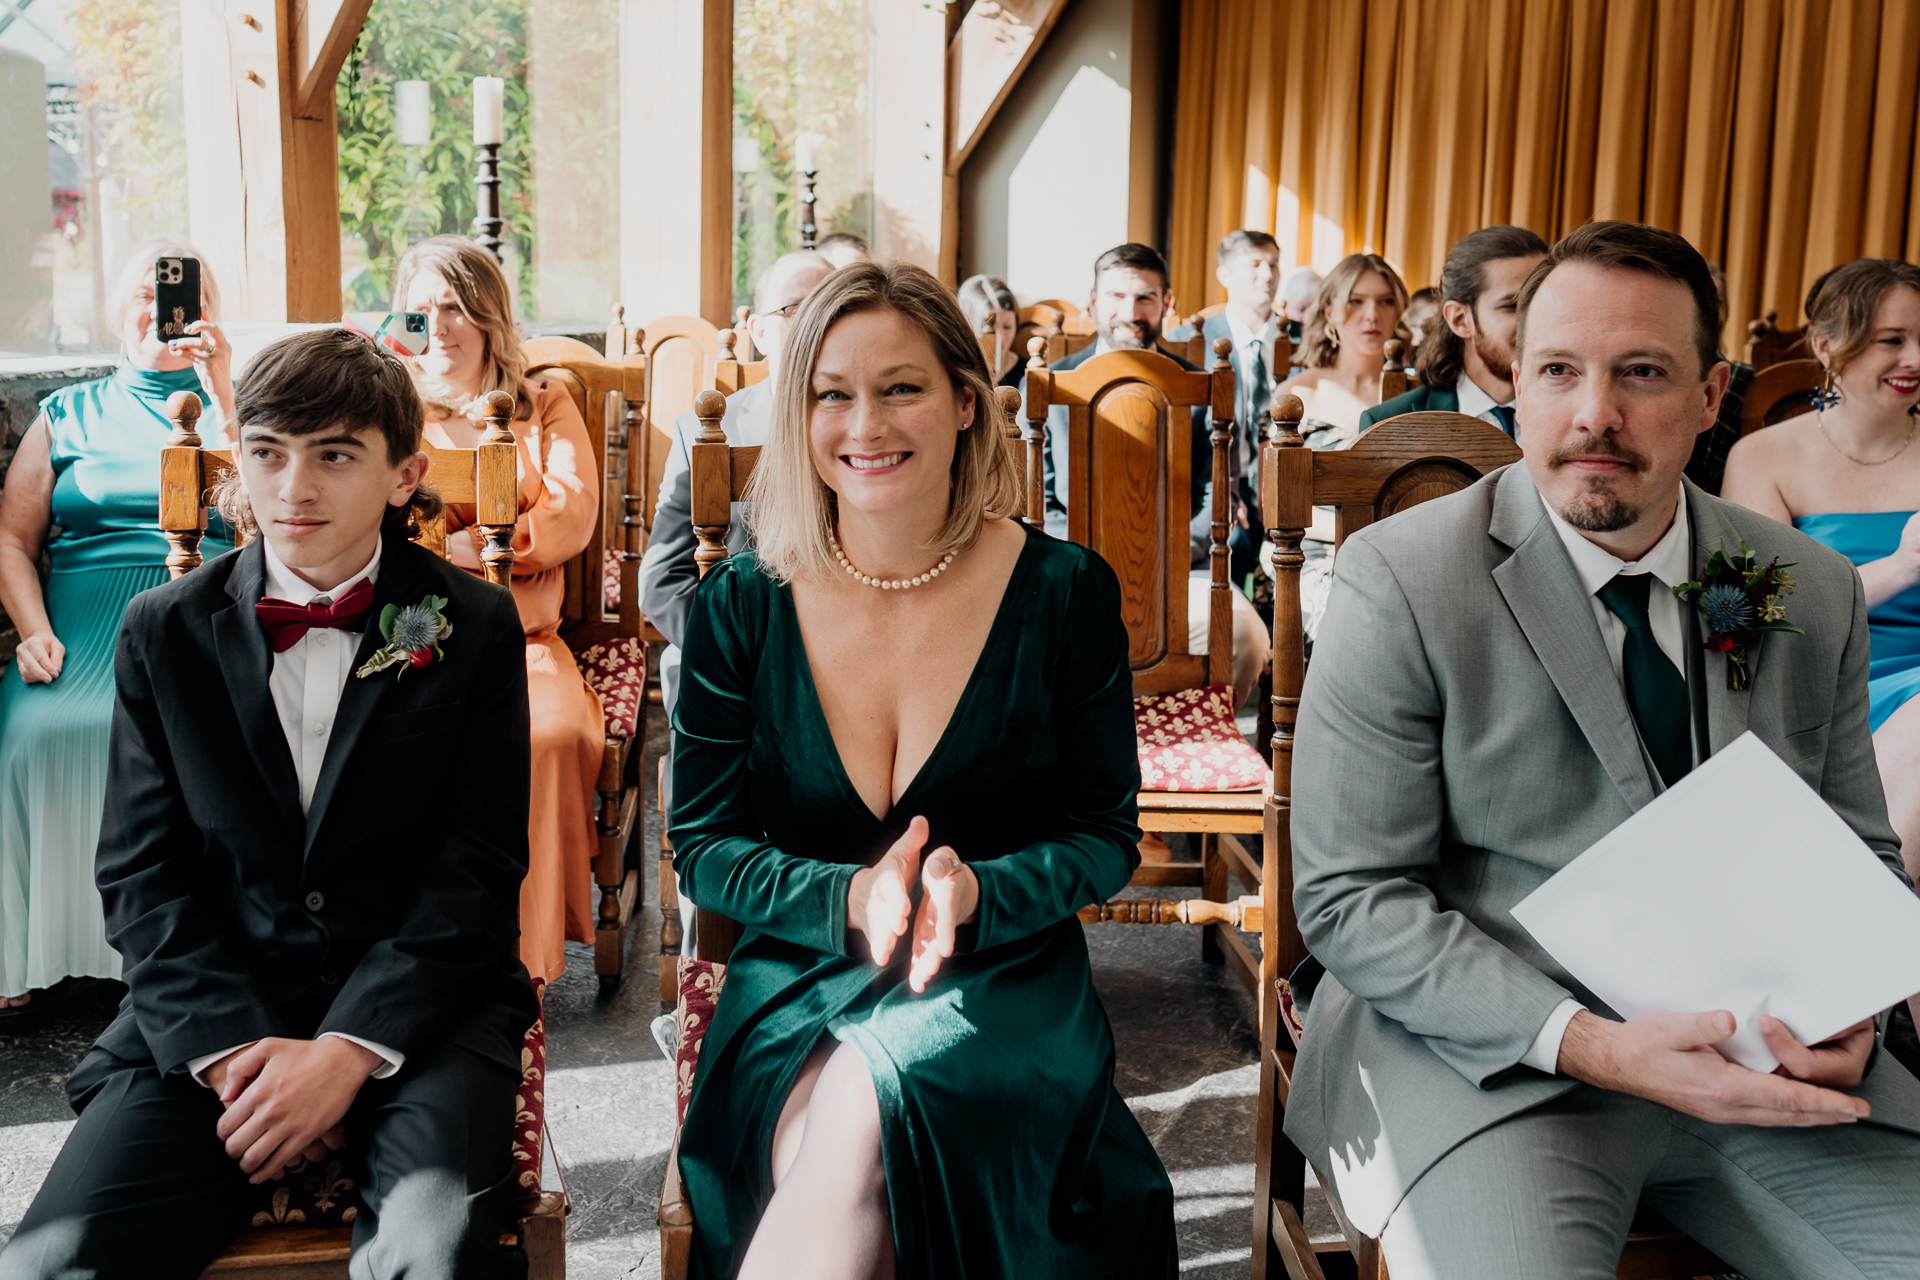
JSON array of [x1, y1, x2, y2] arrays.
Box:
[[1671, 543, 1802, 691], [354, 595, 451, 680]]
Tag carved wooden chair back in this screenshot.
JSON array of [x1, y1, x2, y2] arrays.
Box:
[[1739, 358, 1823, 439], [1746, 311, 1810, 369], [158, 393, 520, 584], [523, 338, 652, 988], [1251, 404, 1726, 1280], [628, 315, 722, 530], [1378, 337, 1413, 402], [715, 328, 772, 397]]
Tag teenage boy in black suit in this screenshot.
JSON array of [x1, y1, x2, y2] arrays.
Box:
[[0, 330, 537, 1280]]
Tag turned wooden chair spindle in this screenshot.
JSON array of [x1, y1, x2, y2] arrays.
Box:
[[1746, 310, 1809, 370], [1379, 337, 1411, 402]]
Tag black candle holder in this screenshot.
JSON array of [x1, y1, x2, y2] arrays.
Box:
[[473, 141, 504, 262], [799, 164, 818, 251]]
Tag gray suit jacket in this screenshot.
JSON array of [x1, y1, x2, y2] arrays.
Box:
[[1286, 462, 1920, 1234]]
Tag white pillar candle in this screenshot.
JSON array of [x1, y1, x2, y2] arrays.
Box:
[[473, 76, 505, 146], [394, 80, 430, 147]]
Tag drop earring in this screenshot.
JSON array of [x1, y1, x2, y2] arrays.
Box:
[[1326, 324, 1341, 355], [1812, 365, 1842, 412]]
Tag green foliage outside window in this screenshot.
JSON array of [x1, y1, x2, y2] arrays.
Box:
[[68, 0, 188, 245], [335, 0, 533, 315]]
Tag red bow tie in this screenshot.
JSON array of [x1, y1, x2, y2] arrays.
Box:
[[254, 578, 377, 654]]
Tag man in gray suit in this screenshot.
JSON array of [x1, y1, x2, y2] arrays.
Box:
[[1289, 220, 1920, 1277], [638, 250, 833, 715]]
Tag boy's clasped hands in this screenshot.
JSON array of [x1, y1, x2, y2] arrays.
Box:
[[205, 1036, 384, 1184], [847, 815, 979, 993]]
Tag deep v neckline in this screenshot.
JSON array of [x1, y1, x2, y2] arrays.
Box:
[[787, 527, 1038, 826]]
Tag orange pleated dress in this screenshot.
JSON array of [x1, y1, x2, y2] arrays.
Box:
[[429, 379, 603, 985]]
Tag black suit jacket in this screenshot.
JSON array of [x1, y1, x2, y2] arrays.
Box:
[[90, 527, 538, 1082]]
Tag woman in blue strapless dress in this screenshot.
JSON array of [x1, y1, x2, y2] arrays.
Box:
[[1722, 257, 1920, 1022], [0, 239, 233, 1013]]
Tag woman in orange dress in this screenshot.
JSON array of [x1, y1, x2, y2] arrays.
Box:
[[393, 235, 602, 986]]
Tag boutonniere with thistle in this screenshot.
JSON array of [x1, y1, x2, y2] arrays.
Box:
[[355, 595, 452, 680], [1671, 543, 1802, 691]]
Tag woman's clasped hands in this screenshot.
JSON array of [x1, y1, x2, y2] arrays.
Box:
[[847, 815, 979, 993]]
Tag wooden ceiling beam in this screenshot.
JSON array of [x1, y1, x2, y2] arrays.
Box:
[[946, 0, 1069, 175], [292, 0, 374, 120]]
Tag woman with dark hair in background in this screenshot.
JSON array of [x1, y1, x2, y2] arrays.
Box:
[[0, 239, 233, 1014], [392, 234, 603, 988]]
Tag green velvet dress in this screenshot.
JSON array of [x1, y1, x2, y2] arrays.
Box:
[[670, 525, 1178, 1280]]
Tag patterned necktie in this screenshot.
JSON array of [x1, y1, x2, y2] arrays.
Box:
[[254, 578, 377, 654], [1595, 573, 1691, 787], [1490, 404, 1518, 439], [1245, 342, 1270, 485]]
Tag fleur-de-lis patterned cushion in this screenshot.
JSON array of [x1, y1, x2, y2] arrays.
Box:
[[603, 547, 623, 614], [578, 637, 647, 740], [1133, 684, 1268, 792], [675, 956, 729, 1125], [239, 978, 550, 1225]]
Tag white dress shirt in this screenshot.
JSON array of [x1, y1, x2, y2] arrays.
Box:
[[1520, 491, 1693, 1075], [1454, 370, 1518, 437], [185, 537, 402, 1087]]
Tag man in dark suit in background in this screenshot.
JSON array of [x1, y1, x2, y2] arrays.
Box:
[[1361, 225, 1547, 437], [1194, 230, 1283, 590], [0, 331, 537, 1280]]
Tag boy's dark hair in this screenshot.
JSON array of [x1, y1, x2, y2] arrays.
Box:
[[1515, 221, 1722, 379], [1093, 242, 1171, 294], [217, 329, 440, 536], [1417, 225, 1549, 389], [1217, 229, 1279, 266]]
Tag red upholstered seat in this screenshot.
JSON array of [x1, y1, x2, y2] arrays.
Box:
[[1133, 684, 1268, 792], [578, 637, 647, 740], [674, 958, 727, 1125]]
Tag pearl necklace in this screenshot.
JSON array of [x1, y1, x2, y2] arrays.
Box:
[[829, 531, 955, 590]]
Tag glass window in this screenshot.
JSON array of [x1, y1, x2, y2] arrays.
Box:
[[732, 0, 873, 312]]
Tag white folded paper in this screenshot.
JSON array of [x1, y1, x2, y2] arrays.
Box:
[[1512, 731, 1920, 1072]]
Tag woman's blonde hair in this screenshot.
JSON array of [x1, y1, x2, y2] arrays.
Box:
[[110, 237, 223, 339], [1299, 253, 1409, 369], [746, 261, 1022, 584], [391, 235, 531, 419], [1809, 258, 1920, 379]]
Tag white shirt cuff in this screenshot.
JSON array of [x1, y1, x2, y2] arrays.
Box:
[[321, 1032, 405, 1079], [184, 1034, 404, 1088], [187, 1042, 255, 1088], [1521, 998, 1584, 1075]]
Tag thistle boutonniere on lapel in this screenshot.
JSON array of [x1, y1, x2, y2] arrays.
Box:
[[355, 595, 452, 680], [1671, 543, 1802, 691]]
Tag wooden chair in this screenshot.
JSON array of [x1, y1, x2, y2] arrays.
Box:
[[714, 328, 771, 396], [1018, 338, 1269, 984], [601, 311, 722, 535], [523, 337, 652, 990], [157, 391, 567, 1280], [733, 305, 757, 362], [1379, 337, 1412, 402], [1746, 311, 1809, 369], [1739, 358, 1823, 439], [1251, 402, 1730, 1280], [654, 385, 1032, 1277]]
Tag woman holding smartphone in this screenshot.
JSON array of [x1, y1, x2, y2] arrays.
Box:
[[392, 235, 603, 987], [0, 238, 233, 1014]]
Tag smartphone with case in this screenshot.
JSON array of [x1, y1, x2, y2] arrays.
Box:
[[342, 311, 430, 358], [154, 257, 201, 341]]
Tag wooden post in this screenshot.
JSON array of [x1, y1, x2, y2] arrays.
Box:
[[1206, 336, 1234, 691], [160, 391, 208, 579], [1020, 336, 1048, 527], [1380, 337, 1410, 402], [476, 390, 519, 586], [690, 390, 732, 576], [181, 0, 371, 322]]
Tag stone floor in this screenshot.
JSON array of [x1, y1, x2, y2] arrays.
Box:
[[0, 714, 1277, 1277]]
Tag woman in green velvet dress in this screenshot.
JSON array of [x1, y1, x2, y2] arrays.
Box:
[[0, 239, 233, 1012], [670, 261, 1178, 1279]]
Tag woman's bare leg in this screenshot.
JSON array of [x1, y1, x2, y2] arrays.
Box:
[[738, 1039, 894, 1280], [1871, 698, 1920, 1027]]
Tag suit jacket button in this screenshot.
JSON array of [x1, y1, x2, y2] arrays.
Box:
[[305, 891, 325, 912]]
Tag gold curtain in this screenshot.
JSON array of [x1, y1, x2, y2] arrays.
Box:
[[1168, 0, 1920, 351]]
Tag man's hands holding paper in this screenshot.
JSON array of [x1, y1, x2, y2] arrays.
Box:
[[205, 1037, 381, 1183], [1557, 1008, 1875, 1127]]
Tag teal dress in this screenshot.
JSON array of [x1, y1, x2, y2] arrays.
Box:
[[1794, 511, 1920, 731], [670, 527, 1177, 1279], [0, 364, 231, 998]]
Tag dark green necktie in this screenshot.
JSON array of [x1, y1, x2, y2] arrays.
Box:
[[1596, 573, 1691, 787], [1491, 405, 1517, 439]]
